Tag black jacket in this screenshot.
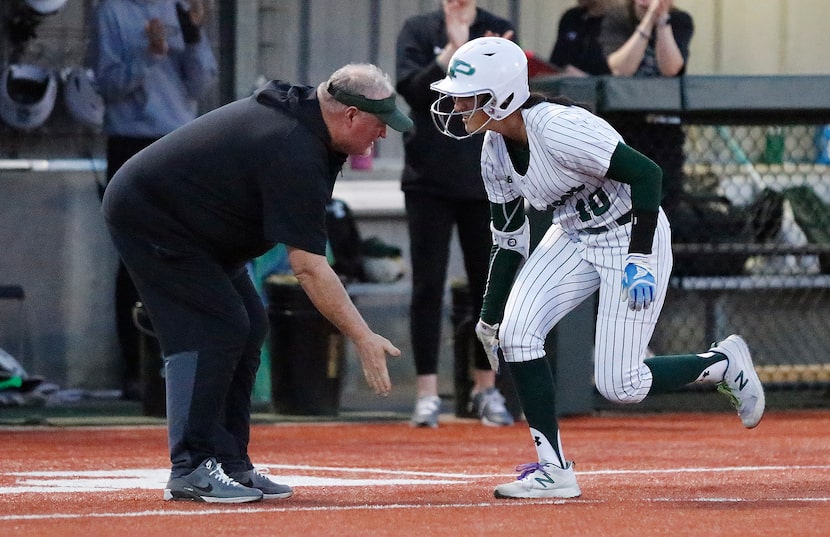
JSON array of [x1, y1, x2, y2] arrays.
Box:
[[395, 8, 514, 200], [548, 6, 610, 75]]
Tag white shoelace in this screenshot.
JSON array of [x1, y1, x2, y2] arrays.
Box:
[[209, 463, 244, 488]]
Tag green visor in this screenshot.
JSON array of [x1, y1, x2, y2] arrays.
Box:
[[327, 83, 413, 132]]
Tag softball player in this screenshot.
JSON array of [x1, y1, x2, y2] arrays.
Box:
[[429, 37, 765, 499]]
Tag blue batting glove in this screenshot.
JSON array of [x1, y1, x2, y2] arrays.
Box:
[[621, 253, 656, 311]]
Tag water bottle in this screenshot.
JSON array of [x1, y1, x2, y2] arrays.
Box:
[[817, 125, 830, 165], [762, 126, 784, 165]]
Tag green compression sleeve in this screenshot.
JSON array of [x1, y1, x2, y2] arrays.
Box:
[[607, 143, 662, 254], [480, 198, 525, 325], [606, 142, 662, 211]]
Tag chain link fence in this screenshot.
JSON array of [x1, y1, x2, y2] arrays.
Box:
[[531, 72, 830, 410], [605, 114, 830, 403]]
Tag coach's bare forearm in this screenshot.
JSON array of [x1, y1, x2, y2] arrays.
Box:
[[287, 246, 399, 395], [287, 248, 369, 338]]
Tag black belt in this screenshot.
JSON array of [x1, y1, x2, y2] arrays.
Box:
[[582, 211, 632, 234]]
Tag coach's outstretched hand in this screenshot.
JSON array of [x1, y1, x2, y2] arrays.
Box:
[[353, 332, 400, 397], [288, 247, 400, 397], [621, 253, 656, 311]]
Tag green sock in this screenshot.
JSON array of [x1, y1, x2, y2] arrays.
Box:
[[644, 353, 727, 394], [506, 359, 564, 467]]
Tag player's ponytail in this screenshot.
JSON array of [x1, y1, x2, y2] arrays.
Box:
[[521, 92, 593, 112]]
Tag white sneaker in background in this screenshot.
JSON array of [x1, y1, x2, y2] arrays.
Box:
[[410, 394, 441, 428]]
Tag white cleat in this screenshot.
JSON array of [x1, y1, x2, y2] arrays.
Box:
[[494, 461, 581, 499], [711, 334, 765, 428]]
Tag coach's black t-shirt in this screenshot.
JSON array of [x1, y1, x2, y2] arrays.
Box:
[[103, 81, 346, 267]]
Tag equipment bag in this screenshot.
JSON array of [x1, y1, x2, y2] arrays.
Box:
[[668, 188, 785, 277], [669, 193, 755, 276], [325, 198, 366, 282], [781, 185, 830, 273]]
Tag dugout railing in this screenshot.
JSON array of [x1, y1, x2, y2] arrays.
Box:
[[531, 75, 830, 408]]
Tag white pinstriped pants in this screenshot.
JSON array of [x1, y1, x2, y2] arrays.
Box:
[[498, 210, 673, 404]]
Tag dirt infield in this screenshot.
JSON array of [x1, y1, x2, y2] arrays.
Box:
[[1, 409, 828, 536]]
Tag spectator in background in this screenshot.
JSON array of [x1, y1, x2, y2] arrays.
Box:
[[600, 0, 694, 217], [395, 0, 515, 428], [91, 0, 218, 399], [549, 0, 612, 77]]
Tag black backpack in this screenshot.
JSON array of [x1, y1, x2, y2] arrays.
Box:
[[668, 189, 783, 276], [325, 198, 366, 282]]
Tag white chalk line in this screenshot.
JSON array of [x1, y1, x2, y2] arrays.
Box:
[[2, 496, 829, 522], [1, 463, 828, 521]]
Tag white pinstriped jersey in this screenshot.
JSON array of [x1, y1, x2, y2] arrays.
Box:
[[481, 102, 631, 232], [479, 100, 674, 406]]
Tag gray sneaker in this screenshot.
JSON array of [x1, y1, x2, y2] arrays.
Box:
[[494, 461, 581, 499], [470, 387, 514, 427], [229, 468, 293, 500], [163, 458, 263, 503], [711, 334, 765, 428], [410, 395, 441, 428]]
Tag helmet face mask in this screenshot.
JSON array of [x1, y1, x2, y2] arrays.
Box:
[[429, 91, 495, 140], [24, 0, 68, 15], [0, 64, 58, 131], [62, 67, 105, 128], [429, 37, 529, 140]]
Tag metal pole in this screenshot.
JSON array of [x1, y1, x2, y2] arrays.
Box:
[[298, 0, 311, 84], [217, 0, 237, 105], [368, 0, 381, 66], [509, 0, 520, 37]]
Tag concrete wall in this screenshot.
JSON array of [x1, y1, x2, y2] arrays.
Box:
[[0, 168, 119, 388]]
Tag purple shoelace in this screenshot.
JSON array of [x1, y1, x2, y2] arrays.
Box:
[[514, 462, 546, 480]]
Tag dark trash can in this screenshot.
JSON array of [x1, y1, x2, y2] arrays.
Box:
[[132, 302, 166, 418], [450, 281, 521, 420], [265, 275, 345, 416]]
